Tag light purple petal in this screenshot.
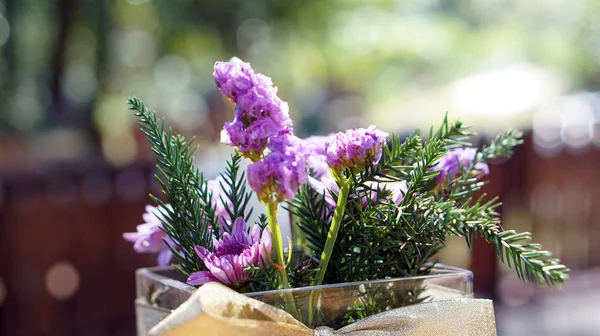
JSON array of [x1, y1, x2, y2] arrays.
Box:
[[187, 271, 218, 286], [475, 162, 490, 176], [122, 232, 140, 243], [157, 248, 173, 266], [218, 258, 236, 284], [231, 217, 248, 244], [260, 227, 273, 257], [250, 225, 261, 244], [194, 246, 210, 261]]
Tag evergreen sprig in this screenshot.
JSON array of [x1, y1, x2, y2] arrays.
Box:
[[424, 195, 569, 286], [129, 97, 255, 280], [479, 128, 524, 161], [218, 152, 254, 232], [128, 97, 214, 277], [292, 114, 568, 289]]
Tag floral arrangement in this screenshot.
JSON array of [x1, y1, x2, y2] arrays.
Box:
[[124, 59, 568, 324]]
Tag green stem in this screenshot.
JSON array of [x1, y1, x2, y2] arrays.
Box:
[[308, 177, 351, 326], [266, 201, 300, 319], [266, 202, 290, 289], [312, 179, 350, 287]]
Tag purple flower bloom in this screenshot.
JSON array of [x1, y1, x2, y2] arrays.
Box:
[[431, 148, 489, 184], [325, 125, 388, 172], [187, 217, 272, 286], [247, 135, 310, 202], [301, 134, 336, 179], [215, 61, 293, 159], [213, 61, 254, 102], [123, 205, 174, 266], [302, 134, 335, 157]]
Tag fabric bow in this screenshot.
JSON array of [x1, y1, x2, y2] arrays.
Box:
[[149, 282, 496, 336]]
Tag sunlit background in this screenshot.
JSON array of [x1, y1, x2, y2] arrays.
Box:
[[1, 0, 600, 335]]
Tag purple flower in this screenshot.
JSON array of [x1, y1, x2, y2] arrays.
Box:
[[431, 148, 489, 184], [215, 61, 293, 159], [123, 205, 174, 266], [213, 61, 254, 102], [325, 125, 388, 172], [247, 135, 310, 202], [187, 217, 272, 286], [301, 134, 336, 179], [302, 134, 335, 157]]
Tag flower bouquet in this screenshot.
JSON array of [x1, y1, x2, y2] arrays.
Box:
[[125, 60, 568, 335]]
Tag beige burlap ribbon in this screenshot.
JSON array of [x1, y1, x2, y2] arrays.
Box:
[[149, 282, 496, 336]]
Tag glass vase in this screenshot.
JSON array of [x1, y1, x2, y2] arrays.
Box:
[[134, 264, 473, 336]]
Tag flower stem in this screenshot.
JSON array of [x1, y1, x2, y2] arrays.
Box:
[[307, 177, 350, 326], [312, 178, 350, 287], [266, 201, 301, 320], [266, 201, 290, 289]]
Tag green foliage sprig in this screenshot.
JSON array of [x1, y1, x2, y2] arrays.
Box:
[[128, 97, 214, 277], [128, 97, 254, 279], [291, 115, 569, 287]]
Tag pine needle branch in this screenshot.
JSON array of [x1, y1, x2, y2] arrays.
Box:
[[219, 152, 254, 232], [425, 195, 570, 286], [479, 129, 524, 161], [128, 96, 214, 277]]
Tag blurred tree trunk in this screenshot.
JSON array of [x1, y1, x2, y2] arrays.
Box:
[[48, 0, 76, 124]]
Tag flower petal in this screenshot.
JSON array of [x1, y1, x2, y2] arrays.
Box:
[[194, 246, 210, 261], [187, 271, 218, 286], [157, 248, 173, 266], [260, 227, 273, 260], [231, 217, 248, 243], [250, 225, 261, 244]]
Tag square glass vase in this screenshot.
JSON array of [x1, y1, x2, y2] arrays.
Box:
[[135, 264, 473, 335]]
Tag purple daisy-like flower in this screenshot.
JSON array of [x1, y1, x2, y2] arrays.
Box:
[[325, 125, 388, 173], [247, 135, 310, 202], [214, 60, 293, 160], [123, 205, 174, 266], [431, 147, 490, 184], [187, 217, 272, 286]]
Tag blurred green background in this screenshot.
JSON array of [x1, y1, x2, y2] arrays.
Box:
[[1, 0, 599, 167]]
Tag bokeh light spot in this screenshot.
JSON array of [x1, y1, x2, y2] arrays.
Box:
[[153, 55, 192, 92], [45, 262, 80, 300], [62, 62, 98, 104], [237, 18, 271, 55]]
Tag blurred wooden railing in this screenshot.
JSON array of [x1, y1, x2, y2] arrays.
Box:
[[0, 132, 599, 335], [0, 161, 159, 336]]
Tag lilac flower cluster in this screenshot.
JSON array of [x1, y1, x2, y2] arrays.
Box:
[[215, 61, 292, 160], [187, 218, 271, 286], [215, 60, 311, 203], [247, 135, 310, 203], [432, 147, 489, 184], [325, 125, 389, 173]]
